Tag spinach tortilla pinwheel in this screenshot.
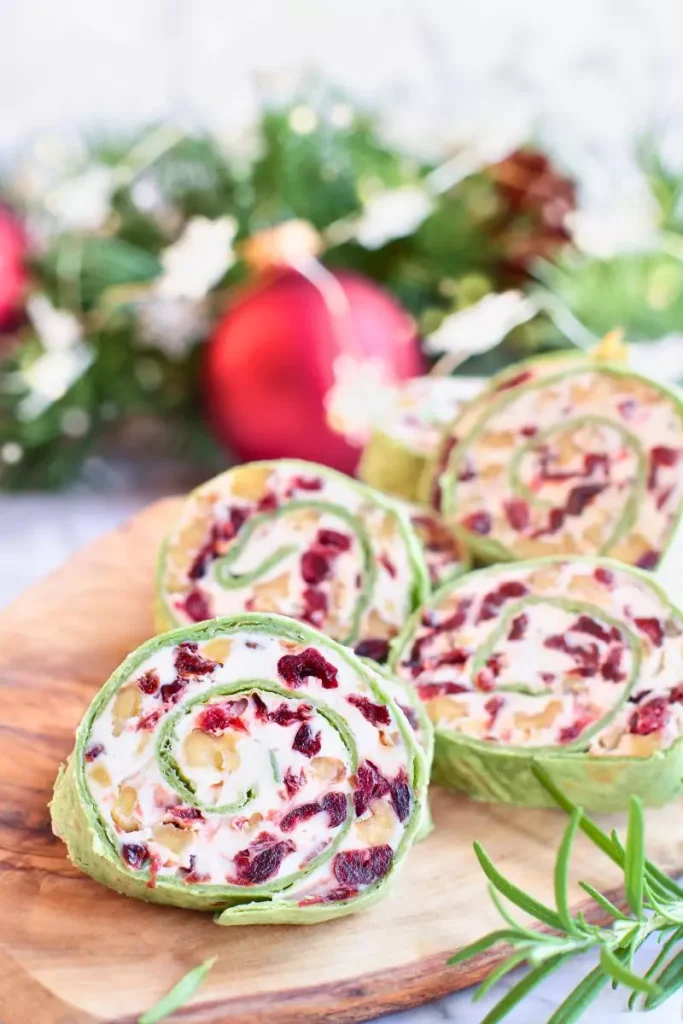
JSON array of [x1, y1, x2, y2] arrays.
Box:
[[427, 351, 683, 570], [390, 556, 683, 811], [358, 376, 476, 501], [51, 615, 428, 924], [156, 460, 430, 664]]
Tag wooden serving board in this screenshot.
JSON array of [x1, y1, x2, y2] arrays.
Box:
[[2, 498, 683, 1024]]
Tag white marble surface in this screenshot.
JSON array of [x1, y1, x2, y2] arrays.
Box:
[[3, 488, 681, 1023]]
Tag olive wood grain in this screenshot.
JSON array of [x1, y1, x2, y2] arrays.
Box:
[[1, 498, 683, 1024]]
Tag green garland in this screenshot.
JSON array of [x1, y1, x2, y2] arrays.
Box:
[[0, 100, 576, 490]]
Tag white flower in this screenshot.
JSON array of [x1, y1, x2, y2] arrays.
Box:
[[354, 187, 434, 249], [425, 291, 537, 359], [44, 165, 116, 231], [324, 355, 396, 445], [157, 216, 238, 301], [137, 295, 209, 361], [27, 294, 83, 351]]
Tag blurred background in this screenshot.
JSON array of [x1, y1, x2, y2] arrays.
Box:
[[2, 0, 683, 593]]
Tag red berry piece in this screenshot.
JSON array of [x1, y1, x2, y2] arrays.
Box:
[[636, 550, 660, 571], [379, 554, 397, 579], [280, 802, 322, 833], [354, 638, 389, 663], [353, 760, 390, 817], [566, 484, 605, 516], [316, 529, 352, 553], [495, 370, 532, 392], [390, 769, 411, 822], [333, 846, 393, 886], [617, 398, 636, 420], [301, 550, 331, 584], [168, 806, 204, 822], [292, 476, 323, 491], [485, 696, 504, 722], [320, 792, 348, 828], [398, 702, 419, 730], [461, 511, 492, 535], [504, 499, 530, 531], [559, 722, 584, 744], [508, 613, 528, 641], [629, 697, 669, 736], [283, 766, 305, 798], [633, 617, 664, 647], [436, 648, 470, 667], [183, 589, 211, 622], [160, 680, 186, 705], [257, 493, 278, 511], [269, 702, 312, 727], [292, 722, 322, 758], [594, 567, 614, 586], [302, 587, 327, 625], [478, 581, 528, 623], [669, 685, 683, 704], [175, 642, 217, 676], [197, 699, 249, 734], [85, 743, 104, 762], [233, 834, 295, 884], [571, 615, 620, 645], [278, 648, 339, 689], [252, 693, 269, 720], [122, 843, 150, 870], [601, 647, 626, 682], [137, 710, 162, 731], [416, 682, 469, 700], [137, 670, 160, 695], [347, 694, 391, 727], [520, 425, 538, 437], [648, 446, 680, 490]]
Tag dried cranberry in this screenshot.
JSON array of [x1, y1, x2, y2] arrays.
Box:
[[520, 425, 538, 437], [333, 846, 393, 886], [485, 695, 504, 722], [629, 697, 669, 736], [566, 484, 605, 516], [432, 598, 473, 633], [292, 723, 322, 758], [320, 792, 348, 828], [280, 802, 322, 832], [462, 511, 492, 535], [545, 634, 600, 676], [175, 642, 217, 676], [348, 694, 391, 727], [160, 680, 186, 704], [390, 769, 411, 822], [636, 550, 660, 571], [197, 699, 248, 734], [532, 507, 565, 538], [559, 722, 584, 744], [257, 493, 278, 512], [584, 453, 610, 476], [353, 760, 390, 817], [301, 550, 331, 584], [293, 476, 323, 491], [168, 806, 203, 822], [379, 554, 397, 579], [571, 615, 620, 645], [398, 702, 419, 730], [137, 710, 162, 731], [634, 617, 664, 647], [269, 702, 312, 727], [278, 648, 339, 689], [321, 885, 358, 902], [601, 647, 626, 682], [252, 693, 269, 720], [317, 529, 352, 553], [504, 499, 530, 531], [594, 567, 614, 586], [354, 638, 389, 663], [496, 370, 532, 392], [183, 590, 211, 622], [416, 682, 469, 701], [648, 446, 680, 491], [458, 460, 476, 482], [122, 843, 149, 870], [85, 743, 104, 762], [508, 613, 528, 641], [669, 685, 683, 704], [137, 670, 160, 695], [436, 648, 470, 667], [478, 581, 528, 623], [233, 834, 295, 884], [618, 398, 636, 420], [302, 587, 327, 624], [284, 767, 305, 798]]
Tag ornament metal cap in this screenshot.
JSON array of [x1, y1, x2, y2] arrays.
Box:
[[241, 220, 323, 273]]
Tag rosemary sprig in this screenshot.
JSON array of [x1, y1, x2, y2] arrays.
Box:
[[449, 765, 683, 1022]]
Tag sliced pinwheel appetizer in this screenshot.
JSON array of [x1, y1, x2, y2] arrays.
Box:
[[358, 376, 479, 501], [390, 557, 683, 810], [51, 615, 428, 924], [429, 353, 683, 571], [402, 504, 471, 591], [156, 460, 429, 662]]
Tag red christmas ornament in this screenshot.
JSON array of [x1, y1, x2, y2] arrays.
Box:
[[203, 222, 423, 474], [0, 204, 27, 332]]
